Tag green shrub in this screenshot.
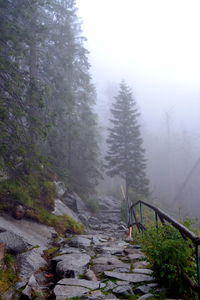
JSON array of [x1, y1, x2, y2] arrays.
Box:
[[138, 224, 197, 296]]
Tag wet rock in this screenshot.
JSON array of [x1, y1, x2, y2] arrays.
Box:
[[85, 269, 97, 281], [0, 215, 55, 250], [58, 246, 83, 255], [127, 253, 145, 260], [68, 236, 91, 248], [53, 199, 80, 222], [17, 248, 47, 280], [54, 181, 66, 197], [90, 224, 101, 230], [93, 263, 130, 274], [54, 284, 89, 299], [57, 278, 105, 289], [79, 214, 89, 226], [101, 246, 124, 255], [124, 248, 143, 254], [104, 271, 154, 283], [113, 285, 134, 296], [133, 260, 149, 268], [93, 255, 121, 265], [55, 253, 91, 278], [21, 274, 42, 299], [113, 267, 130, 272], [103, 280, 117, 291], [0, 231, 29, 254], [133, 268, 153, 275], [137, 294, 154, 300], [88, 216, 100, 225], [62, 192, 89, 216]]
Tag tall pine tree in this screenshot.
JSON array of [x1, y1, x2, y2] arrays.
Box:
[[0, 0, 101, 194], [105, 81, 148, 197]]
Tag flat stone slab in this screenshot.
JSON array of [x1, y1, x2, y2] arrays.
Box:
[[57, 278, 105, 290], [112, 285, 134, 295], [56, 253, 91, 277], [112, 267, 130, 273], [93, 263, 130, 273], [133, 261, 149, 268], [54, 284, 89, 299], [137, 294, 154, 300], [104, 271, 154, 283], [93, 255, 121, 265], [101, 246, 124, 255], [53, 253, 90, 265], [58, 246, 83, 254], [68, 236, 91, 248], [124, 248, 143, 255], [133, 268, 153, 275], [127, 253, 145, 260]]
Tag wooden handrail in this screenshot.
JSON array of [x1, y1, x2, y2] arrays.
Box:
[[130, 200, 200, 245]]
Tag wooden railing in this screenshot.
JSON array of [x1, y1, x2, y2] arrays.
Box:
[[129, 200, 200, 294]]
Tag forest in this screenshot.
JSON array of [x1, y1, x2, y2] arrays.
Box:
[[1, 0, 200, 221]]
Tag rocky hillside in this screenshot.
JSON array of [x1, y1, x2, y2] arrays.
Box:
[[0, 181, 125, 299]]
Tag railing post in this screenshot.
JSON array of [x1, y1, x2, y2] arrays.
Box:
[[140, 201, 143, 225], [155, 212, 158, 230], [195, 244, 200, 285]]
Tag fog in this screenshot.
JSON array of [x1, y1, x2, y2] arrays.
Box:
[[77, 0, 200, 219]]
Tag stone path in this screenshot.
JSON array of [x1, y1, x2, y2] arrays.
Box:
[[50, 224, 171, 300]]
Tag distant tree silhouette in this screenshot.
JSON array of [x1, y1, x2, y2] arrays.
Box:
[[105, 81, 149, 196]]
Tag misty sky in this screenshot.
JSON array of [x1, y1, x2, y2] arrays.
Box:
[[77, 0, 200, 133]]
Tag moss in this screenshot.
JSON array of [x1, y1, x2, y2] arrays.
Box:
[[0, 254, 18, 295], [43, 247, 59, 259], [26, 208, 84, 235]]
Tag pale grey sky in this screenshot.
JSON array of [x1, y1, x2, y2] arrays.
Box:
[[76, 0, 200, 132]]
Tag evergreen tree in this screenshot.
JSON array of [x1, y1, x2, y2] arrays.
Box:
[[0, 0, 47, 175], [0, 0, 101, 193], [105, 81, 148, 196], [42, 0, 101, 193]]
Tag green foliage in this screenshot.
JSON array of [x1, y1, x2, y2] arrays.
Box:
[[4, 254, 15, 267], [0, 254, 17, 295], [0, 174, 56, 209], [138, 224, 197, 296], [84, 197, 100, 214]]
